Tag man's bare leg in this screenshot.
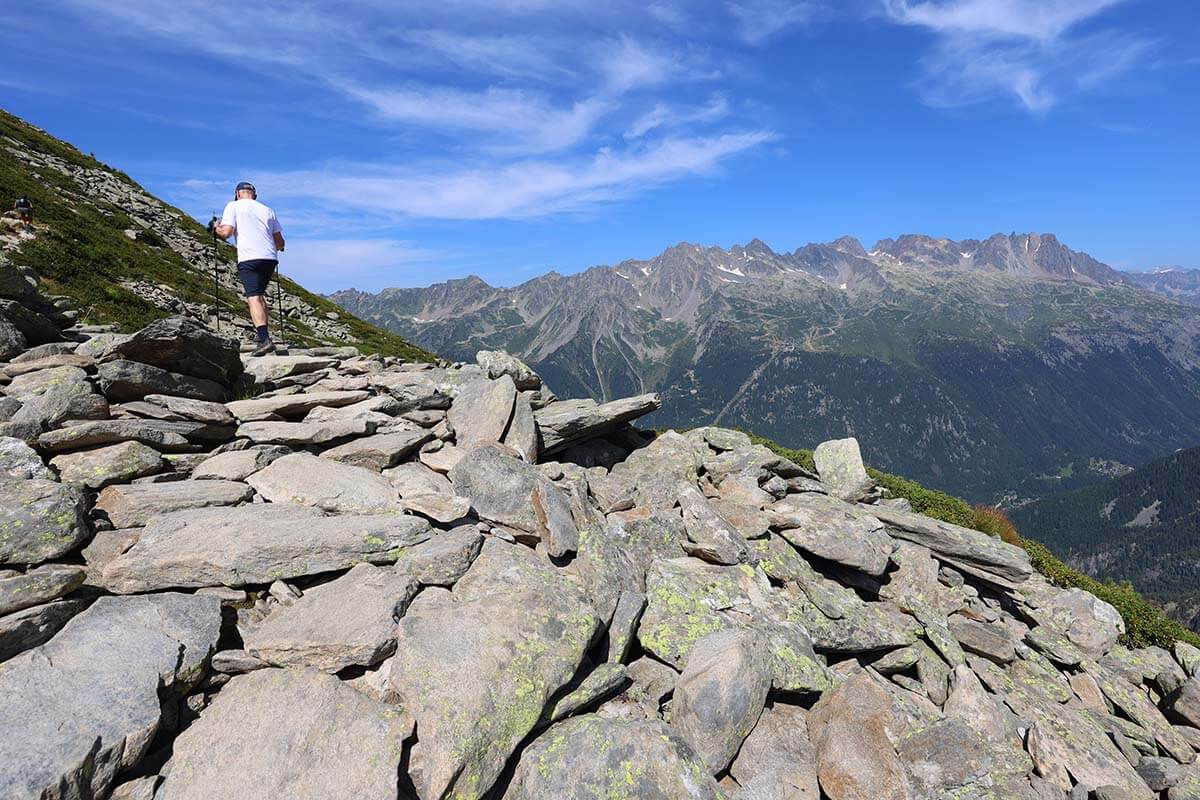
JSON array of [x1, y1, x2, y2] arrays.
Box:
[[246, 295, 274, 354]]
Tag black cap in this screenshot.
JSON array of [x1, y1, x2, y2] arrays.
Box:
[[235, 181, 256, 193]]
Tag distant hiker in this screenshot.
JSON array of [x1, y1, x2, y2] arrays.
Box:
[[13, 196, 32, 229], [213, 182, 284, 356]]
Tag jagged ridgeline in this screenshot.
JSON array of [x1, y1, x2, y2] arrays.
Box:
[[332, 234, 1200, 502], [3, 279, 1200, 798], [0, 107, 431, 360]]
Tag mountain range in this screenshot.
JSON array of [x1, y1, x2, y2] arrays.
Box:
[[332, 234, 1200, 501]]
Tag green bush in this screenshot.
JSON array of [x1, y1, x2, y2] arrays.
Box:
[[747, 432, 1200, 649]]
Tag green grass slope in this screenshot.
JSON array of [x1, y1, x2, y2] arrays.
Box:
[[0, 108, 432, 361]]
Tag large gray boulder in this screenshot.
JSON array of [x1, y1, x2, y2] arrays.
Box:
[[0, 476, 88, 564], [97, 360, 225, 402], [36, 418, 192, 453], [106, 316, 243, 383], [730, 702, 820, 800], [320, 428, 431, 471], [94, 479, 253, 529], [102, 504, 430, 592], [50, 441, 166, 489], [505, 715, 723, 799], [0, 367, 108, 441], [0, 436, 53, 479], [807, 672, 913, 800], [141, 393, 236, 425], [535, 393, 661, 454], [448, 376, 517, 448], [769, 492, 893, 576], [1037, 587, 1125, 657], [449, 445, 579, 556], [246, 452, 403, 513], [156, 668, 410, 800], [388, 541, 600, 800], [670, 629, 772, 775], [476, 350, 540, 390], [677, 484, 749, 565], [813, 437, 874, 501], [243, 563, 418, 671], [0, 593, 220, 800], [639, 557, 831, 692]]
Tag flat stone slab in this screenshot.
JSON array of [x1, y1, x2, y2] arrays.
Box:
[[242, 354, 337, 383], [448, 376, 516, 449], [37, 419, 194, 454], [394, 527, 484, 586], [770, 492, 893, 576], [244, 563, 418, 671], [0, 593, 220, 800], [98, 360, 225, 403], [246, 452, 404, 513], [867, 505, 1033, 584], [0, 565, 86, 616], [225, 390, 368, 421], [0, 476, 89, 565], [0, 598, 89, 662], [94, 480, 254, 529], [534, 393, 661, 454], [102, 504, 431, 592], [236, 418, 373, 445], [51, 441, 166, 489], [190, 447, 285, 481], [142, 394, 235, 425], [156, 668, 410, 800], [320, 429, 431, 471]]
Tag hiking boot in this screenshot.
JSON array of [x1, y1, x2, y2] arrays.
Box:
[[252, 339, 276, 357]]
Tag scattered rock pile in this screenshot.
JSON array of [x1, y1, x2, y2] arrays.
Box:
[[2, 307, 1200, 800]]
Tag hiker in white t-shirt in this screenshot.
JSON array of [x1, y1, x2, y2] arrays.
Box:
[[213, 181, 285, 355]]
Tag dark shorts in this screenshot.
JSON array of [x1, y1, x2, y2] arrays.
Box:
[[237, 259, 277, 297]]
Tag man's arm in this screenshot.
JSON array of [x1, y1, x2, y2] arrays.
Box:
[[214, 223, 236, 240], [273, 231, 286, 252]]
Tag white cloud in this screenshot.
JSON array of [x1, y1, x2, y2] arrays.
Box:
[[625, 96, 732, 139], [727, 0, 821, 44], [883, 0, 1150, 111], [280, 239, 444, 293], [259, 132, 776, 221]]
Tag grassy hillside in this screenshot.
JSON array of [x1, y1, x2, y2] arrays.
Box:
[[0, 108, 433, 361], [749, 433, 1200, 649]]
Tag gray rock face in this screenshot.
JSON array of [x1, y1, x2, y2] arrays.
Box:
[[770, 492, 893, 575], [670, 629, 772, 775], [36, 418, 192, 453], [388, 542, 599, 800], [1168, 678, 1200, 729], [156, 668, 410, 800], [51, 440, 166, 489], [395, 527, 484, 586], [0, 477, 88, 564], [235, 418, 373, 445], [0, 565, 86, 616], [190, 446, 285, 480], [544, 662, 629, 722], [0, 436, 53, 479], [225, 389, 370, 421], [1, 368, 108, 441], [807, 672, 913, 800], [449, 376, 517, 448], [0, 593, 220, 800], [320, 428, 431, 471], [1039, 587, 1125, 657], [107, 316, 243, 383], [868, 505, 1034, 584], [102, 504, 430, 592], [0, 599, 89, 662], [730, 702, 820, 800], [98, 359, 225, 402], [449, 445, 579, 554], [94, 479, 253, 528], [813, 438, 875, 501], [506, 715, 723, 800], [246, 452, 403, 513], [535, 393, 662, 454], [949, 615, 1018, 664], [476, 350, 541, 390], [678, 484, 749, 565], [244, 563, 418, 671]]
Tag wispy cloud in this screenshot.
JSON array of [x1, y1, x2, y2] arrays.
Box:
[[625, 96, 732, 139], [280, 238, 446, 293], [884, 0, 1151, 111], [727, 0, 822, 44]]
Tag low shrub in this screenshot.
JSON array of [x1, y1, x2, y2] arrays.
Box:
[[970, 504, 1022, 545]]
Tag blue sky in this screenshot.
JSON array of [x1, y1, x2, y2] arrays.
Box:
[[2, 0, 1197, 292]]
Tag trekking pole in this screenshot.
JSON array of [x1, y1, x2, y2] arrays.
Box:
[[209, 211, 221, 332]]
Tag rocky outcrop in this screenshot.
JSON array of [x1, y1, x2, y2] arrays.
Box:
[[1, 314, 1198, 800]]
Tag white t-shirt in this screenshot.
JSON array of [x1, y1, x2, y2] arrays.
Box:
[[220, 198, 283, 263]]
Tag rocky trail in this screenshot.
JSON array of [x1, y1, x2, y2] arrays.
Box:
[[2, 268, 1200, 800]]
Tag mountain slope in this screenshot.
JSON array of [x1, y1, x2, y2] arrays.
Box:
[[1127, 267, 1200, 306], [1011, 445, 1200, 631], [0, 108, 432, 360], [332, 236, 1200, 501]]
